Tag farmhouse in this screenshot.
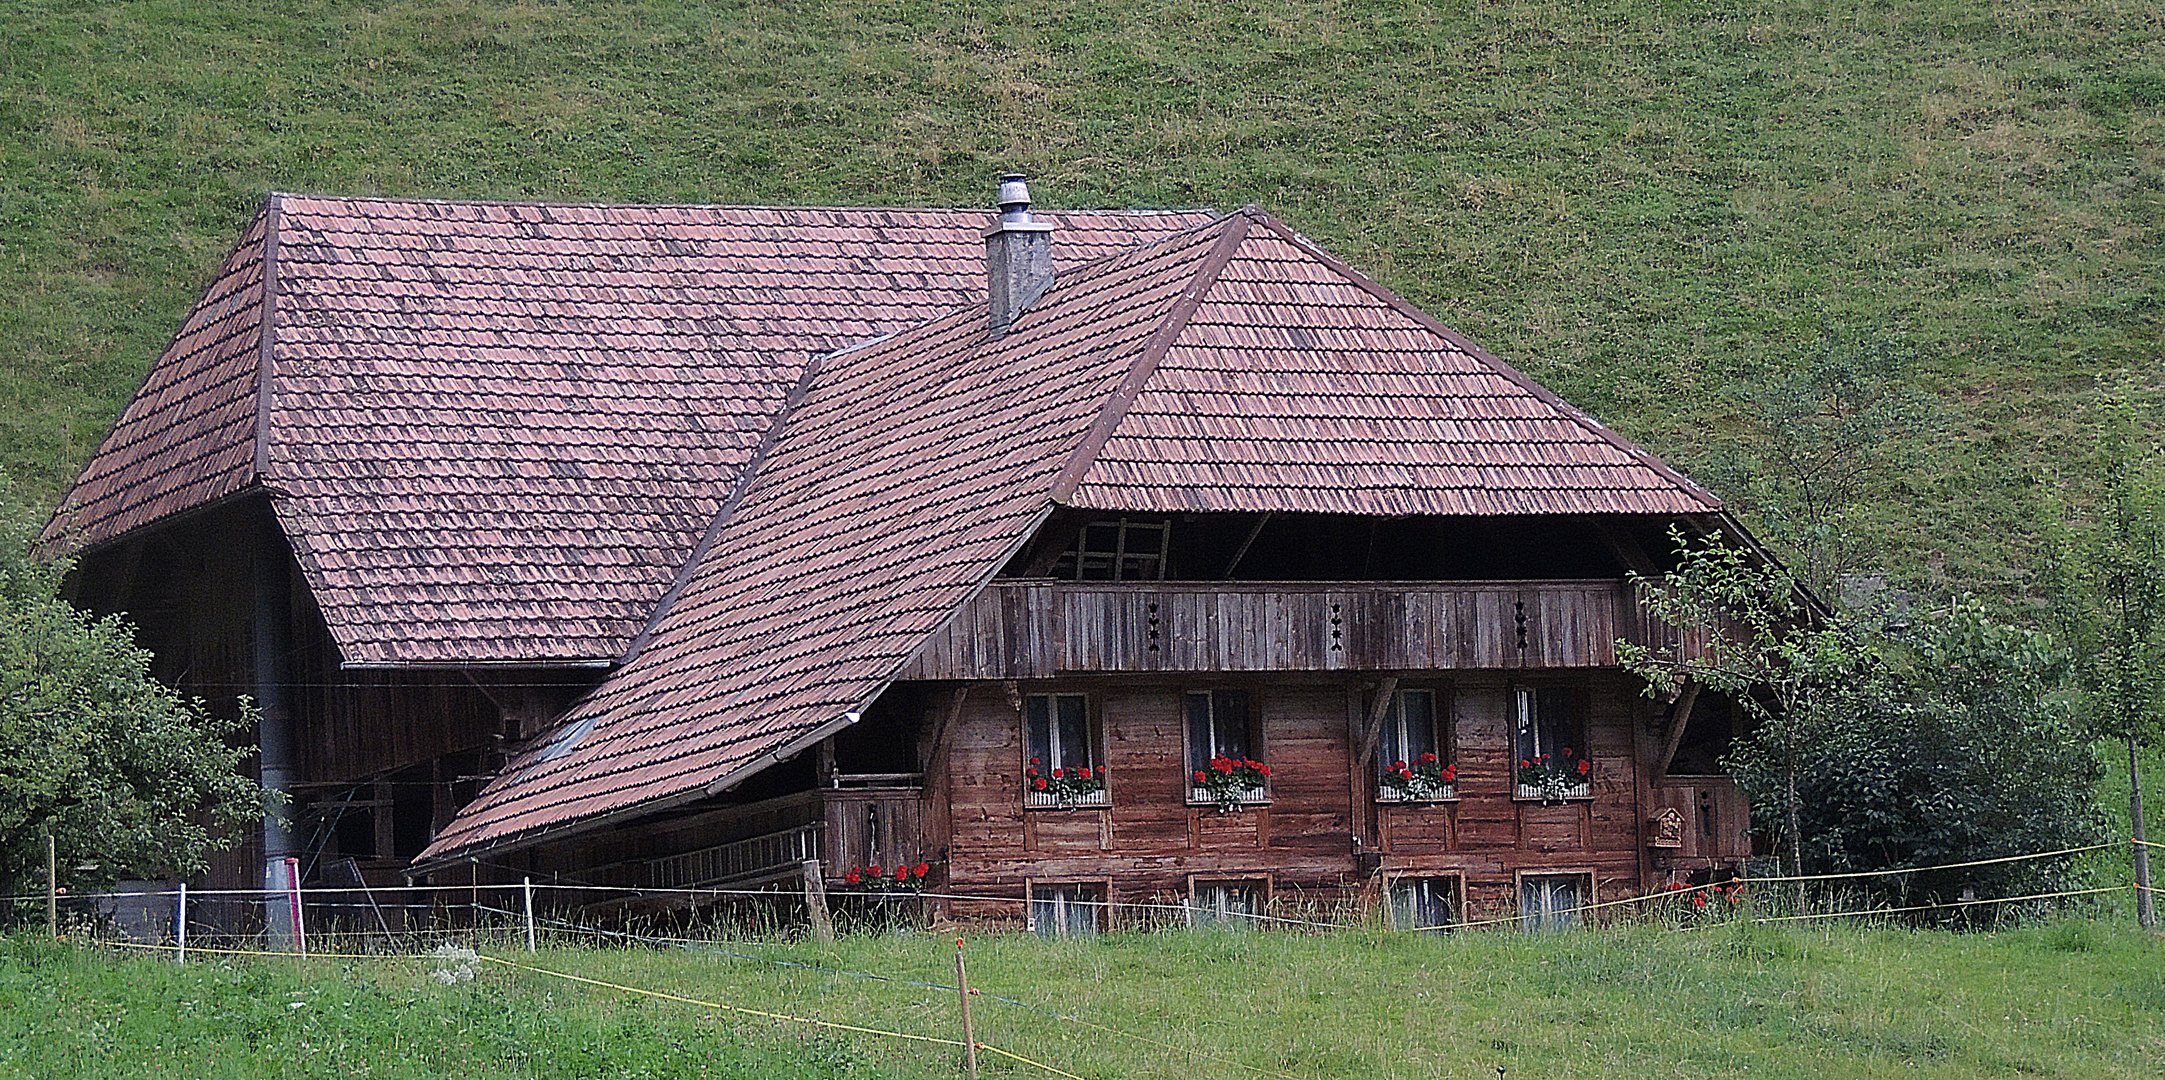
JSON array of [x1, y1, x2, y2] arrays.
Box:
[[50, 179, 1758, 932]]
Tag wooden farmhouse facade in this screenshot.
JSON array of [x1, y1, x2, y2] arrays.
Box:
[[50, 180, 1759, 933]]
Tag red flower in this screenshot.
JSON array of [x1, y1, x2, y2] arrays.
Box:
[[1078, 767, 1093, 780], [1441, 765, 1456, 782], [1418, 752, 1438, 765], [1576, 759, 1591, 776], [1661, 881, 1686, 892], [868, 864, 882, 878], [1097, 766, 1108, 777], [1519, 759, 1532, 769], [895, 865, 910, 881], [914, 862, 931, 878], [1034, 777, 1049, 792], [1391, 760, 1408, 772], [1193, 770, 1208, 783], [1258, 763, 1271, 777], [1561, 747, 1574, 758], [1052, 768, 1065, 779], [1692, 893, 1708, 909], [1213, 759, 1232, 774], [1030, 757, 1042, 766], [1397, 767, 1413, 780], [1025, 767, 1038, 778], [843, 870, 861, 886], [1537, 753, 1549, 763]]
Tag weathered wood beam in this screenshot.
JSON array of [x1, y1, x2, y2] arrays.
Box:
[[919, 685, 970, 779], [1354, 676, 1401, 767], [1222, 512, 1273, 578], [1651, 680, 1700, 786]]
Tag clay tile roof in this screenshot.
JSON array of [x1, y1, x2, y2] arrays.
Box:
[[44, 195, 1213, 665], [418, 210, 1721, 863], [420, 214, 1250, 860]]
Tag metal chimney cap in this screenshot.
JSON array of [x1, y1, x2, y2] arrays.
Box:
[[997, 174, 1033, 223]]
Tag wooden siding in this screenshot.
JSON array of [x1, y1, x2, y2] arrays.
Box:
[[902, 580, 1693, 679], [926, 671, 1714, 925]]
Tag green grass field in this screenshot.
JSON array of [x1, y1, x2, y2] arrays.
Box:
[[2, 1, 2160, 586], [3, 922, 2161, 1079]]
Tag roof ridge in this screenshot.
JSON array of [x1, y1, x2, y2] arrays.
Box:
[[274, 190, 1217, 216], [251, 193, 284, 480], [1048, 212, 1256, 502], [1238, 210, 1723, 511]]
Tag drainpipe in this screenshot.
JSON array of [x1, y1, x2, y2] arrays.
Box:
[[253, 518, 298, 948]]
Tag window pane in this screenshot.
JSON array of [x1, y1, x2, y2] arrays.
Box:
[[1513, 688, 1539, 762], [1399, 691, 1437, 760], [1212, 691, 1250, 759], [1025, 696, 1053, 767], [1391, 877, 1455, 932], [1521, 875, 1583, 931], [1186, 693, 1214, 773], [1055, 695, 1092, 770], [1537, 688, 1579, 756], [1064, 887, 1100, 937], [1193, 882, 1260, 929]]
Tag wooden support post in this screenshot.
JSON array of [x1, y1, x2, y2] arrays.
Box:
[[1355, 677, 1401, 768], [46, 833, 58, 940], [522, 877, 537, 953], [1650, 681, 1700, 786], [175, 883, 187, 964], [802, 860, 835, 943], [954, 938, 980, 1080]]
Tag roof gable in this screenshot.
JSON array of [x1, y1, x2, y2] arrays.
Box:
[[419, 215, 1247, 860], [1060, 214, 1721, 516]]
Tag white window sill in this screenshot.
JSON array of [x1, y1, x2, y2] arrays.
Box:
[[1189, 790, 1271, 808], [1024, 791, 1111, 810], [1513, 784, 1593, 802], [1377, 787, 1459, 804]]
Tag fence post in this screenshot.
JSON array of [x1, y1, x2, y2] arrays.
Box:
[[801, 860, 835, 943], [522, 877, 537, 953], [45, 834, 57, 940], [954, 938, 980, 1080], [285, 856, 306, 958], [175, 883, 188, 964]]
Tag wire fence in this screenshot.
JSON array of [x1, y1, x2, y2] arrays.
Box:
[[6, 838, 2155, 1080]]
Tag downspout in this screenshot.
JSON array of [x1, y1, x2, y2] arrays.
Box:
[[253, 517, 299, 947]]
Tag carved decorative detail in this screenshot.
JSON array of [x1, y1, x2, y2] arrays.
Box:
[[1649, 806, 1685, 849]]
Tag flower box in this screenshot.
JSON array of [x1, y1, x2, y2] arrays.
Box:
[[1379, 753, 1457, 803]]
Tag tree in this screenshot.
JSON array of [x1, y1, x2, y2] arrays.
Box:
[[2048, 397, 2165, 929], [1618, 530, 1863, 886], [1621, 536, 2099, 919], [1712, 330, 1925, 596], [0, 501, 259, 911], [1758, 599, 2099, 916]]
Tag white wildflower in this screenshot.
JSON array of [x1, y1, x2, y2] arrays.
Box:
[[426, 943, 479, 985]]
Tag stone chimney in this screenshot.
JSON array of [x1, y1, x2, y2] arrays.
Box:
[[984, 173, 1055, 337]]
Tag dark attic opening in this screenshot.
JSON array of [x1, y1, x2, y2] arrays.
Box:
[[1001, 510, 1685, 582]]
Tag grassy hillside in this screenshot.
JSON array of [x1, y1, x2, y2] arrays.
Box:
[[1, 1, 2160, 586], [4, 923, 2162, 1078]]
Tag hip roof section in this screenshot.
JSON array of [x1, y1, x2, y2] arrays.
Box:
[[45, 195, 1212, 665]]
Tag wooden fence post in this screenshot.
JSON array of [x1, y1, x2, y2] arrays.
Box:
[[802, 860, 835, 942], [45, 834, 57, 940], [954, 938, 980, 1080]]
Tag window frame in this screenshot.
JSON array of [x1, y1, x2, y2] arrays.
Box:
[[1027, 878, 1114, 938], [1510, 682, 1594, 802], [1185, 874, 1273, 930], [1515, 870, 1597, 932], [1051, 517, 1171, 581], [1383, 872, 1465, 932], [1021, 691, 1110, 810], [1375, 684, 1456, 804], [1182, 688, 1270, 807]]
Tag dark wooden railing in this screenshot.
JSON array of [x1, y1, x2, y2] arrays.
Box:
[[901, 579, 1699, 679]]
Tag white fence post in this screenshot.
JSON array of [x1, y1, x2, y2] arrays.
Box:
[[175, 883, 187, 964]]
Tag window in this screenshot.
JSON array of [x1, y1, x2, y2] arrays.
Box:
[[1189, 879, 1267, 929], [1050, 518, 1169, 581], [1519, 873, 1591, 932], [1377, 688, 1453, 801], [1030, 882, 1106, 938], [1513, 685, 1592, 800], [1186, 690, 1267, 805], [1023, 694, 1106, 808], [1388, 876, 1461, 933]]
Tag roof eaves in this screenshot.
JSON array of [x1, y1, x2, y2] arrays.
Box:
[[1048, 211, 1254, 503], [1241, 209, 1724, 514]]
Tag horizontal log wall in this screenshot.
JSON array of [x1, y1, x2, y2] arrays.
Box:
[[902, 580, 1693, 679], [930, 671, 1679, 925]]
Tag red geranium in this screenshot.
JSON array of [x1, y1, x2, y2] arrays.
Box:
[[913, 861, 931, 878], [1380, 752, 1455, 801], [1195, 755, 1269, 811], [1033, 777, 1049, 792]]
